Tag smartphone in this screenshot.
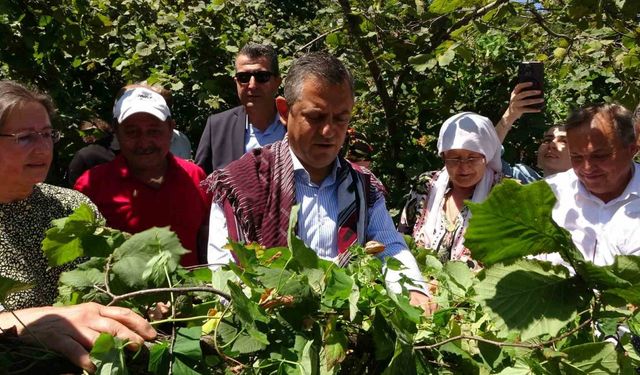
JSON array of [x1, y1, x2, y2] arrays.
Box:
[[518, 61, 544, 110]]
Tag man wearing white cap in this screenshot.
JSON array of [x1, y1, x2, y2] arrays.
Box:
[[74, 87, 210, 266]]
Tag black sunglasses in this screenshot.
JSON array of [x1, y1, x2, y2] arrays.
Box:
[[235, 71, 273, 84]]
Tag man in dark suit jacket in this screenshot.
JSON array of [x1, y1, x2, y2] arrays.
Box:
[[195, 43, 285, 174]]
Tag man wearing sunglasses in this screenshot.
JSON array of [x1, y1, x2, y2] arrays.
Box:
[[195, 43, 284, 174]]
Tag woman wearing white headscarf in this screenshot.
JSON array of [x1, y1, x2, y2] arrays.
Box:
[[399, 112, 502, 266]]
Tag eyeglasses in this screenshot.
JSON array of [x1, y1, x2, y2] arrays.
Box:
[[443, 156, 485, 167], [0, 130, 61, 147], [235, 71, 273, 84]]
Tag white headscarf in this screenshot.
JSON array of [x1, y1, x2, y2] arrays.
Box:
[[437, 112, 501, 171], [417, 112, 501, 261]]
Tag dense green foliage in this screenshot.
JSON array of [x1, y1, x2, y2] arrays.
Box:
[[2, 180, 640, 373], [1, 0, 639, 207]]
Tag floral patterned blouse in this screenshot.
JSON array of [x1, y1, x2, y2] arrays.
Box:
[[399, 169, 502, 267], [0, 184, 98, 310]]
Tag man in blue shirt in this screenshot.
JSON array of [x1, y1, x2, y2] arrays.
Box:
[[205, 52, 433, 313], [195, 43, 286, 174]]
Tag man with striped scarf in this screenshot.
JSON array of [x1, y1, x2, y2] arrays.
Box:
[[204, 52, 433, 313]]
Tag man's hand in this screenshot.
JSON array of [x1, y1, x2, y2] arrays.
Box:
[[0, 302, 156, 372], [409, 290, 438, 316]]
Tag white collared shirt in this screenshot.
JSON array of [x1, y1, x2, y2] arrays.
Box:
[[545, 163, 640, 266], [599, 200, 640, 263]]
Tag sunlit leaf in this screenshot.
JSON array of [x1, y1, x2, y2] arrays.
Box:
[[466, 180, 577, 266], [111, 227, 188, 289], [90, 333, 127, 375], [474, 259, 589, 340], [560, 342, 618, 374]]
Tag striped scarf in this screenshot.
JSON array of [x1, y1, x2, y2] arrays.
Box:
[[203, 139, 383, 257]]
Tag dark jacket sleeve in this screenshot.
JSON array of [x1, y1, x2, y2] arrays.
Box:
[[195, 107, 247, 175], [195, 116, 214, 175]]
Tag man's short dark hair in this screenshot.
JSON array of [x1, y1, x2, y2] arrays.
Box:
[[283, 51, 354, 106], [237, 43, 280, 77], [565, 103, 636, 147]]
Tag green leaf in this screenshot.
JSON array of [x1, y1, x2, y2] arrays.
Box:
[[135, 42, 152, 56], [602, 285, 640, 305], [612, 256, 640, 284], [385, 257, 405, 271], [111, 227, 188, 289], [173, 327, 202, 362], [324, 329, 347, 370], [574, 260, 632, 290], [89, 333, 128, 375], [466, 180, 577, 266], [474, 259, 589, 340], [560, 342, 619, 374], [495, 358, 536, 374], [230, 331, 267, 354], [432, 307, 454, 327], [148, 342, 170, 374], [438, 341, 482, 374], [442, 261, 474, 298], [388, 290, 422, 325], [187, 267, 212, 283], [172, 355, 202, 375], [429, 0, 476, 14], [141, 251, 173, 286], [211, 268, 235, 296], [247, 325, 269, 346], [371, 311, 395, 360], [43, 237, 84, 267], [323, 268, 353, 307], [0, 276, 33, 303], [59, 268, 104, 291], [437, 47, 456, 67], [42, 204, 100, 266], [408, 54, 430, 72], [95, 13, 112, 27], [287, 205, 319, 269], [227, 241, 259, 272], [227, 281, 269, 324], [628, 310, 640, 336], [295, 335, 319, 375], [478, 332, 507, 369]]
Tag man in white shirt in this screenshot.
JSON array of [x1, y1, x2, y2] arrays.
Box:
[[204, 52, 433, 312], [546, 103, 639, 265], [599, 200, 640, 263]]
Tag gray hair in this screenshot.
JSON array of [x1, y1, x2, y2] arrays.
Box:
[[565, 103, 636, 147], [283, 52, 354, 106], [237, 43, 280, 77], [0, 80, 55, 131]]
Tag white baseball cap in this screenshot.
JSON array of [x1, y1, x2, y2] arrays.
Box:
[[113, 87, 171, 124]]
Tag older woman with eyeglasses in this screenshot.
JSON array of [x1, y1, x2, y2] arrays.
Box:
[[0, 80, 95, 309], [399, 112, 502, 267], [0, 80, 155, 371]]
